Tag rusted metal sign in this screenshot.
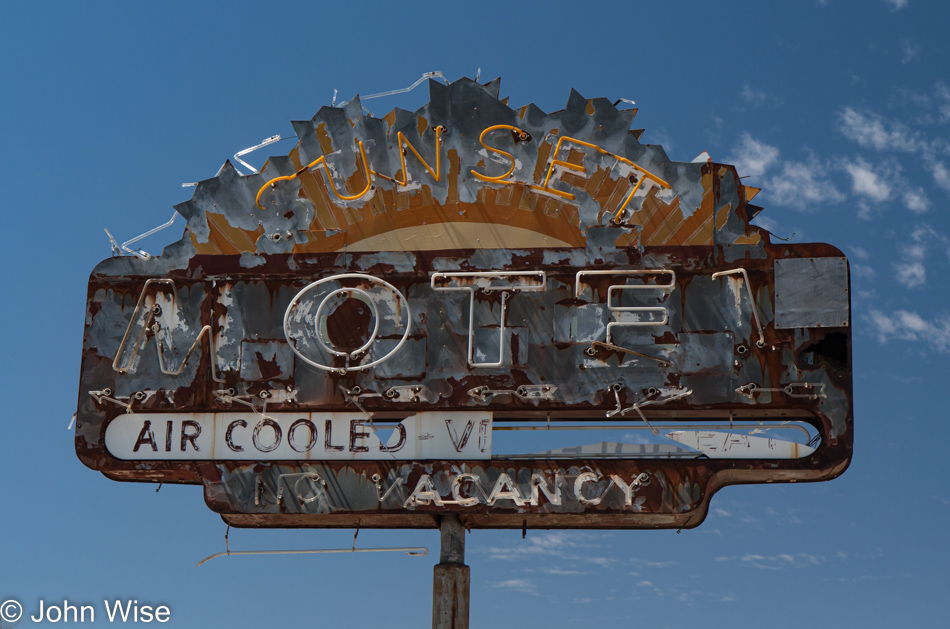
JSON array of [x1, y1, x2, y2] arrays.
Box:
[[105, 412, 492, 460], [76, 77, 852, 530]]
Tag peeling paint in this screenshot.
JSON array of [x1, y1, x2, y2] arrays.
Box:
[[76, 78, 853, 530]]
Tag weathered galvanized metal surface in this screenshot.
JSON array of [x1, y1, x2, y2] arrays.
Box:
[[76, 77, 853, 529]]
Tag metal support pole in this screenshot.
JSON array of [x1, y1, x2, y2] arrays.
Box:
[[432, 515, 470, 629]]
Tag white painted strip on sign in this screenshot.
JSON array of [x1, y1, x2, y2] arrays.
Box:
[[105, 412, 492, 461], [666, 430, 816, 459]]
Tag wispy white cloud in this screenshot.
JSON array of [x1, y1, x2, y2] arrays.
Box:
[[483, 532, 616, 568], [587, 557, 614, 567], [715, 553, 824, 570], [836, 154, 933, 217], [705, 113, 724, 145], [632, 586, 734, 606], [539, 567, 587, 575], [839, 156, 932, 216], [767, 158, 845, 210], [892, 224, 947, 287], [739, 84, 782, 109], [903, 186, 931, 213], [894, 83, 950, 125], [837, 107, 922, 153], [855, 201, 873, 222], [727, 133, 779, 178], [936, 83, 950, 122], [573, 597, 593, 604], [930, 161, 950, 193], [741, 84, 768, 107], [850, 246, 870, 260], [841, 157, 894, 202], [492, 579, 539, 595], [901, 39, 920, 64], [894, 260, 926, 286], [727, 133, 844, 211], [629, 557, 677, 569], [636, 580, 653, 587], [829, 573, 915, 583], [851, 264, 876, 280], [648, 127, 673, 154], [865, 309, 950, 352], [883, 0, 909, 11], [730, 114, 937, 219]]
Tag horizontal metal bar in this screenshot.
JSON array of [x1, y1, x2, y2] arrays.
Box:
[[498, 452, 701, 460], [492, 422, 813, 439], [196, 546, 429, 566], [339, 419, 813, 439]]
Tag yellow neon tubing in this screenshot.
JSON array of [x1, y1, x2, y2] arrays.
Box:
[[529, 136, 587, 200], [528, 135, 671, 222], [542, 137, 588, 188], [255, 141, 375, 208], [396, 126, 442, 185], [470, 125, 529, 183], [612, 178, 647, 223], [322, 141, 374, 201], [255, 155, 326, 210]]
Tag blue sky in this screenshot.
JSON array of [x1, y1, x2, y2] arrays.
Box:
[[1, 0, 948, 626]]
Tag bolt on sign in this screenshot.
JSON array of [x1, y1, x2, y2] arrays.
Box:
[[76, 77, 852, 530]]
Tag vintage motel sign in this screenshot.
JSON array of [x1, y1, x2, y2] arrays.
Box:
[[76, 78, 852, 530]]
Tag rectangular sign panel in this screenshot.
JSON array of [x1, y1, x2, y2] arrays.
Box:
[[104, 412, 492, 461], [76, 79, 854, 529], [205, 461, 658, 522]]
